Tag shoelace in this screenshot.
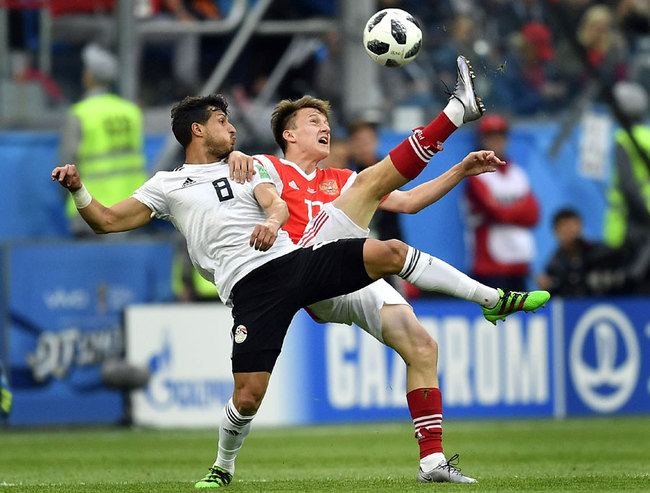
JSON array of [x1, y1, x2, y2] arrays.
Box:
[[499, 290, 529, 315], [436, 453, 463, 476], [203, 467, 232, 485], [440, 58, 472, 101], [441, 79, 454, 99]]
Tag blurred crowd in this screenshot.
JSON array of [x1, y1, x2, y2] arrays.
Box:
[[4, 0, 649, 123], [369, 0, 650, 122], [201, 0, 650, 126]]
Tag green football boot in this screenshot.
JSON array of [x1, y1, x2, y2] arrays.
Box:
[[195, 466, 232, 488], [482, 289, 550, 325]]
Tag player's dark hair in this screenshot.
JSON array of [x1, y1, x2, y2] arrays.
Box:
[[171, 94, 229, 149], [552, 208, 580, 229], [271, 95, 331, 153]]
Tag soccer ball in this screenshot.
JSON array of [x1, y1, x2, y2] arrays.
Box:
[[363, 8, 422, 68]]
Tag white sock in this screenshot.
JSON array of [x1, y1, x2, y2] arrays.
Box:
[[398, 246, 499, 307], [443, 97, 464, 127], [421, 451, 447, 471], [215, 399, 254, 475]]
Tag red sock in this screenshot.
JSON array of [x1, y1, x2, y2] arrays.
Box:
[[388, 112, 458, 180], [407, 387, 443, 458], [422, 111, 458, 145]]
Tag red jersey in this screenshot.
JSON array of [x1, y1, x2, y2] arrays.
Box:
[[254, 154, 356, 243]]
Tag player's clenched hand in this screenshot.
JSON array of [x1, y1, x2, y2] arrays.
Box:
[[51, 164, 83, 191], [228, 150, 256, 184], [460, 150, 506, 177], [249, 222, 278, 251]]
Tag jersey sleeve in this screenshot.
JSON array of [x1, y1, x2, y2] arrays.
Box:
[[131, 173, 171, 220], [250, 158, 277, 192]]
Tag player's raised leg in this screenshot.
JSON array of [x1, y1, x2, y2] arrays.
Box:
[[363, 239, 550, 323], [333, 55, 486, 230]]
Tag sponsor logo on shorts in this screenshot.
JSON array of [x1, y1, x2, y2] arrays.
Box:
[[318, 179, 339, 195], [234, 325, 248, 344]]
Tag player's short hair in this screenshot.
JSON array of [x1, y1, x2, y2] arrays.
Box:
[[171, 94, 229, 149], [271, 95, 331, 153], [552, 207, 580, 229]]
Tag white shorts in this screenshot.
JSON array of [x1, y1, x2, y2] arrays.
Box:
[[300, 203, 410, 343]]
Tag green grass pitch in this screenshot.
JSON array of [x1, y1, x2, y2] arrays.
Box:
[[1, 416, 648, 491]]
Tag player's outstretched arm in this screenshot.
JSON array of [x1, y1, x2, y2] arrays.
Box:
[[51, 163, 153, 234], [379, 150, 505, 214], [249, 183, 289, 251]]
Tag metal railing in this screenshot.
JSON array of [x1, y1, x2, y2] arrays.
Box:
[[0, 1, 377, 139]]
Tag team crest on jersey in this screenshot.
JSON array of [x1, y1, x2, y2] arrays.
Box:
[[234, 325, 248, 344], [318, 179, 339, 195]]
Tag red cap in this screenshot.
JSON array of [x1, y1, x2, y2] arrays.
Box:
[[478, 114, 509, 135], [521, 22, 554, 61]]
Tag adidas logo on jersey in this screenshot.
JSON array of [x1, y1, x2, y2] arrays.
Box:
[[182, 177, 195, 188], [288, 180, 299, 190]]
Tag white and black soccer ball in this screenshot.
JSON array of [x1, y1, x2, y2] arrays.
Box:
[[363, 8, 422, 68]]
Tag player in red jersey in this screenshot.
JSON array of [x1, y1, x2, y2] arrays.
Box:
[[219, 57, 548, 484], [256, 101, 493, 484], [252, 153, 355, 243]]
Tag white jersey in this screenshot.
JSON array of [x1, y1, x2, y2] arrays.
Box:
[[132, 161, 298, 305]]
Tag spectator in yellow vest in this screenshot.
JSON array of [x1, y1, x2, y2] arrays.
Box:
[[59, 43, 148, 237], [603, 81, 650, 292], [172, 237, 221, 302]]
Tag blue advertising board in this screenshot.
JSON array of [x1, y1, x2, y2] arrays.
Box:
[[6, 240, 174, 426], [559, 299, 650, 416], [291, 300, 555, 424], [265, 297, 647, 425]]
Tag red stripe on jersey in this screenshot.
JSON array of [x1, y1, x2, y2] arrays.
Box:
[[298, 210, 330, 246]]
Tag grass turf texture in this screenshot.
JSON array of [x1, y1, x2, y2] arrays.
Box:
[[1, 416, 648, 492]]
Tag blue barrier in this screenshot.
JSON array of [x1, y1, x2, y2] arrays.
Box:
[[0, 125, 610, 286], [0, 132, 167, 241], [287, 297, 648, 423], [123, 297, 649, 428], [559, 298, 650, 416], [3, 240, 174, 425]]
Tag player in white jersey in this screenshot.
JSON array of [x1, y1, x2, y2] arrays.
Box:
[[132, 160, 297, 305], [52, 92, 550, 488]]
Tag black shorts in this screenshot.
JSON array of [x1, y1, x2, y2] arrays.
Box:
[[229, 238, 372, 373]]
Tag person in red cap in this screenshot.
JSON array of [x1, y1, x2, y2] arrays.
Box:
[[463, 114, 540, 292], [492, 21, 569, 114]]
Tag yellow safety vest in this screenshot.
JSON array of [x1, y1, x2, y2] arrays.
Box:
[[603, 126, 650, 247], [65, 93, 147, 217], [171, 255, 220, 300]]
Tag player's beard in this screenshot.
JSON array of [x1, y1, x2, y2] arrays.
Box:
[[205, 133, 235, 162]]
